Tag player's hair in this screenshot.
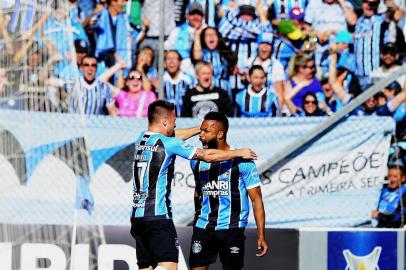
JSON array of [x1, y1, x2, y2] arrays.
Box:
[[148, 100, 175, 123], [204, 112, 229, 134], [248, 65, 265, 76]]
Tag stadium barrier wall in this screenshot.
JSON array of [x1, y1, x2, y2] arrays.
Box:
[[299, 228, 405, 270], [1, 223, 404, 270]]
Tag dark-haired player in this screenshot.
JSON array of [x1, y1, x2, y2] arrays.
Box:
[[189, 111, 268, 270], [130, 100, 257, 270]]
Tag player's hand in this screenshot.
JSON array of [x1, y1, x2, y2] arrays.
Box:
[[371, 210, 379, 218], [256, 238, 268, 257], [239, 148, 257, 160]]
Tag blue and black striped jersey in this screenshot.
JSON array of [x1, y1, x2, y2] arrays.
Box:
[[163, 71, 194, 116], [132, 131, 197, 220], [191, 158, 261, 230], [235, 86, 280, 117]]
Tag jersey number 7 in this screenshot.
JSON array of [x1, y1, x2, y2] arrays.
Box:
[[135, 162, 147, 192]]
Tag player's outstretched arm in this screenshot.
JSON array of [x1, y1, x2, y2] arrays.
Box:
[[175, 126, 200, 140], [192, 148, 257, 163], [248, 187, 268, 257]]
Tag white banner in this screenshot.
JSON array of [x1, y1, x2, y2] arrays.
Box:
[[0, 110, 394, 227]]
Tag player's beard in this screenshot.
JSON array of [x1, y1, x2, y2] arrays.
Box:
[[205, 139, 218, 149]]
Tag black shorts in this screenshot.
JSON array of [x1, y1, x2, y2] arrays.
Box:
[[189, 227, 246, 270], [130, 218, 179, 269]]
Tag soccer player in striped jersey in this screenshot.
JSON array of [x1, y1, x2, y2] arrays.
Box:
[[67, 55, 115, 115], [130, 100, 257, 270], [163, 50, 194, 116], [189, 112, 268, 270], [235, 65, 280, 117]]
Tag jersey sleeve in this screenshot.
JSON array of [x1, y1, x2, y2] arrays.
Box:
[[240, 161, 261, 190], [165, 137, 197, 160], [190, 159, 198, 171]]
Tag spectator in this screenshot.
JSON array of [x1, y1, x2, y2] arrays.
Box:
[[245, 32, 285, 107], [378, 0, 405, 24], [273, 20, 303, 69], [375, 81, 406, 121], [134, 46, 158, 91], [103, 66, 157, 118], [140, 0, 176, 67], [218, 2, 272, 95], [165, 2, 206, 65], [218, 3, 272, 70], [318, 76, 336, 115], [372, 165, 406, 228], [89, 0, 140, 68], [381, 13, 406, 62], [285, 91, 326, 116], [163, 50, 194, 116], [65, 54, 115, 115], [354, 0, 385, 89], [320, 30, 356, 75], [189, 0, 221, 27], [303, 0, 357, 66], [182, 62, 233, 117], [284, 53, 323, 109], [371, 43, 406, 87], [268, 0, 309, 24], [235, 65, 280, 117], [192, 26, 236, 95]]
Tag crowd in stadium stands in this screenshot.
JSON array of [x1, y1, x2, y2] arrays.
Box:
[[0, 0, 406, 121], [0, 0, 405, 226]]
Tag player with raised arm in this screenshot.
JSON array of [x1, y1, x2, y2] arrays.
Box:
[[189, 112, 268, 270], [130, 100, 257, 270]]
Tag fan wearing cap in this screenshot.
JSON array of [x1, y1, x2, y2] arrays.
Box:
[[244, 32, 285, 107], [288, 7, 308, 32], [371, 43, 406, 87], [165, 2, 206, 64], [378, 81, 406, 122], [267, 0, 308, 26], [320, 30, 355, 75], [275, 20, 306, 63], [303, 0, 357, 67]]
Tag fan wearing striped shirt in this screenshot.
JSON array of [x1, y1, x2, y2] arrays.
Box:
[[163, 50, 194, 116], [235, 65, 280, 117], [66, 54, 116, 115]]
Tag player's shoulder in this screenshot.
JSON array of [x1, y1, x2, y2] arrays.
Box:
[[235, 158, 257, 170]]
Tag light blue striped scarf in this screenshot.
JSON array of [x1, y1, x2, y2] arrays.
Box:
[[95, 8, 131, 66]]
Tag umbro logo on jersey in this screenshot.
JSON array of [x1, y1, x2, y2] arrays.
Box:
[[230, 247, 240, 254]]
